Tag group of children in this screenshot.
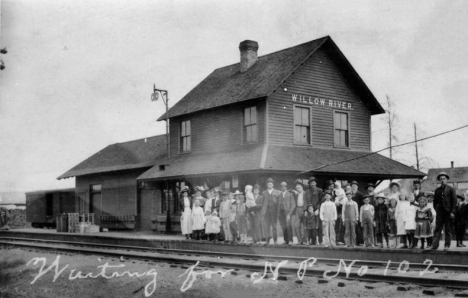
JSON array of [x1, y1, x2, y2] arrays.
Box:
[[180, 181, 468, 249]]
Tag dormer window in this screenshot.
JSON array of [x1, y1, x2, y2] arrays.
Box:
[[180, 120, 191, 152], [244, 106, 258, 143]]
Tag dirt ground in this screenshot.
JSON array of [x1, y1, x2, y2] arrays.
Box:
[[0, 245, 462, 298]]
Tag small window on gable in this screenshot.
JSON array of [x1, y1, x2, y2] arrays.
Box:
[[334, 111, 349, 147], [244, 107, 258, 143], [294, 106, 310, 144], [180, 120, 191, 152]]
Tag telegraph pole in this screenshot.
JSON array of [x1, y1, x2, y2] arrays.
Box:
[[414, 123, 420, 170]]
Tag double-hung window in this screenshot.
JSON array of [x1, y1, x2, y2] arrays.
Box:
[[294, 106, 310, 144], [334, 111, 349, 147], [180, 120, 191, 152], [244, 107, 258, 143]]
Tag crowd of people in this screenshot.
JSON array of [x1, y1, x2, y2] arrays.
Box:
[[178, 172, 468, 250]]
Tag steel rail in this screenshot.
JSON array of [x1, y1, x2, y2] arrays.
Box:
[[0, 236, 466, 272], [2, 238, 468, 290]]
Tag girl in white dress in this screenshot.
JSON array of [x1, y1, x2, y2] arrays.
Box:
[[180, 188, 192, 239], [395, 191, 410, 248], [405, 194, 418, 248], [191, 199, 206, 240]]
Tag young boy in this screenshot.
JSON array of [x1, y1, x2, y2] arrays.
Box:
[[219, 191, 232, 242], [343, 191, 359, 247], [360, 195, 375, 247], [303, 204, 319, 245], [374, 193, 389, 248], [320, 191, 337, 248], [229, 204, 239, 244], [236, 194, 247, 243], [455, 195, 467, 247], [387, 198, 398, 248]]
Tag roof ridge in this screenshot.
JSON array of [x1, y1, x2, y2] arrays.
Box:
[[214, 36, 330, 71], [113, 134, 167, 146]]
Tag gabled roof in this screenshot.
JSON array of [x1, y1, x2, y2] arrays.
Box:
[[138, 145, 424, 180], [158, 36, 385, 120], [57, 135, 167, 179]]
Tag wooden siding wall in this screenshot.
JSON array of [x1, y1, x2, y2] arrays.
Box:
[[268, 49, 371, 151], [75, 169, 148, 216], [169, 98, 266, 156]]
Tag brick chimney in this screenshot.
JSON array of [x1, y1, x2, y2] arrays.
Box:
[[239, 40, 258, 72], [451, 161, 454, 168]]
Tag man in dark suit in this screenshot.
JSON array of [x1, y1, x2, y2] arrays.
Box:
[[253, 184, 265, 242], [277, 182, 296, 244], [210, 188, 222, 213], [261, 178, 280, 244], [305, 177, 323, 244], [429, 172, 457, 250], [351, 181, 365, 245]]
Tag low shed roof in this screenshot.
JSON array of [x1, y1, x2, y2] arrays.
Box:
[[57, 135, 167, 179]]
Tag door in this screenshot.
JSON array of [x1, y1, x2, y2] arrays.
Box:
[[139, 189, 157, 231], [90, 192, 102, 225]]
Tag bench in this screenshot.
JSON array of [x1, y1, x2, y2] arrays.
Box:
[[100, 215, 137, 230], [151, 215, 181, 233]]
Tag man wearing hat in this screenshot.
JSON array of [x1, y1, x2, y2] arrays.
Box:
[[261, 178, 281, 244], [252, 184, 265, 242], [412, 180, 424, 203], [351, 181, 365, 245], [291, 179, 308, 244], [278, 181, 296, 245], [429, 172, 457, 250], [210, 188, 222, 214], [305, 177, 324, 244]]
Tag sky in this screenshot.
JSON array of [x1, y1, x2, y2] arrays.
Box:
[[1, 0, 468, 192]]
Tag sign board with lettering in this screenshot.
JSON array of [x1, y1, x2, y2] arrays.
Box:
[[291, 93, 353, 110]]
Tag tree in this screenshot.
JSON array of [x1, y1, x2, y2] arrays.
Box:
[[385, 95, 399, 159]]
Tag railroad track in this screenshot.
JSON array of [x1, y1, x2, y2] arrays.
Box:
[[1, 237, 468, 290]]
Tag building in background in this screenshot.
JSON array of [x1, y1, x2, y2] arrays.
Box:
[[425, 162, 468, 195], [58, 36, 425, 232]]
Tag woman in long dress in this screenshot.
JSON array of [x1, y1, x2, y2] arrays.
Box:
[[180, 187, 193, 239]]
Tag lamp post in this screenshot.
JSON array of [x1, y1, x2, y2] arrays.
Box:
[[151, 84, 171, 234]]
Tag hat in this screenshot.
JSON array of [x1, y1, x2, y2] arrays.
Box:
[[325, 180, 334, 187], [323, 190, 333, 196], [294, 179, 304, 187], [221, 190, 230, 195], [363, 194, 373, 200], [232, 190, 243, 195], [389, 181, 401, 189], [457, 195, 465, 201], [350, 181, 359, 186], [375, 193, 386, 199], [437, 172, 450, 181], [253, 184, 261, 190], [194, 186, 206, 193], [365, 183, 375, 189], [413, 180, 421, 185], [179, 187, 190, 195], [308, 176, 318, 184], [265, 178, 274, 184]]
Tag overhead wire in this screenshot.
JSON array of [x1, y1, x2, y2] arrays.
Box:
[[301, 123, 468, 173]]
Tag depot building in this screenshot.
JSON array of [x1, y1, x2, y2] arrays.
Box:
[[58, 36, 424, 232]]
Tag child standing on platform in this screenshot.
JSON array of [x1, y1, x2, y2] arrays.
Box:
[[303, 204, 319, 245], [219, 190, 232, 242], [191, 200, 206, 240], [320, 191, 337, 248], [374, 193, 389, 248], [414, 196, 433, 249], [343, 191, 359, 247], [395, 193, 409, 248], [236, 194, 247, 243], [406, 195, 418, 249], [387, 198, 398, 248], [229, 204, 239, 243], [205, 210, 221, 241], [360, 195, 375, 247], [426, 193, 436, 247]]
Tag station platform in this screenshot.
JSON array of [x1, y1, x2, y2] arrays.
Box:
[[1, 228, 468, 265]]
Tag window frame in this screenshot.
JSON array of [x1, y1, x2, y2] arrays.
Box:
[[292, 104, 312, 146], [179, 120, 192, 154], [242, 106, 259, 144], [333, 110, 350, 148]]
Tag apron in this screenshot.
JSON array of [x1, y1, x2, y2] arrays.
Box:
[[181, 197, 192, 235]]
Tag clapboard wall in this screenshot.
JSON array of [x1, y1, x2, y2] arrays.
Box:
[[267, 48, 371, 151], [169, 98, 266, 156], [75, 168, 149, 216]]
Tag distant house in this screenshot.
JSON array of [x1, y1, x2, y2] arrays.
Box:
[[425, 163, 468, 195]]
